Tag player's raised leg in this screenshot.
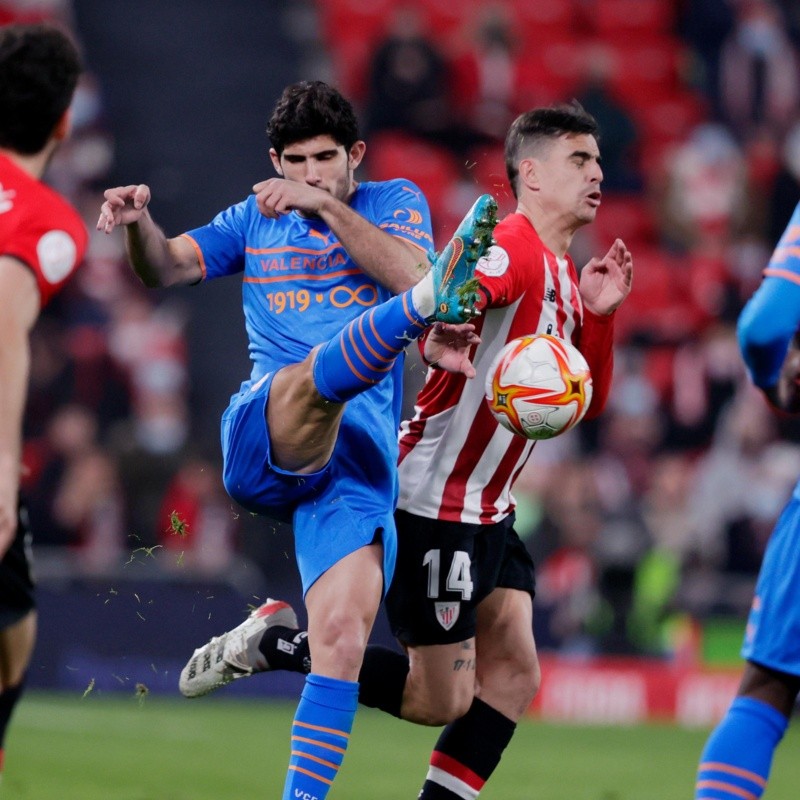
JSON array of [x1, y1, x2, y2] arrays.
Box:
[[266, 194, 497, 473]]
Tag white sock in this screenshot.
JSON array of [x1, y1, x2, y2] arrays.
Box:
[[411, 272, 435, 319]]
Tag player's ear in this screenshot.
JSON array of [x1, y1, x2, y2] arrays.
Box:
[[347, 140, 366, 170], [518, 158, 538, 191], [269, 148, 284, 176]]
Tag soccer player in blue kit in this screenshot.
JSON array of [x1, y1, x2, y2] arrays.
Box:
[[98, 80, 496, 800], [693, 201, 800, 800]]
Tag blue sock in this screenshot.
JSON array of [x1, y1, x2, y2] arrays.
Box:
[[695, 696, 788, 799], [282, 673, 359, 800], [312, 288, 427, 403]]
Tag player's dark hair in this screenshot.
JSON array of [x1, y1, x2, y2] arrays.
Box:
[[267, 80, 360, 156], [0, 23, 82, 155], [504, 101, 599, 198]]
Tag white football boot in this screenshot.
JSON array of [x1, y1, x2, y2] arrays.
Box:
[[179, 598, 297, 698]]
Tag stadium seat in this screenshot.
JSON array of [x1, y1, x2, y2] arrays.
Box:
[[365, 132, 461, 219], [603, 36, 686, 105], [592, 194, 656, 249], [465, 144, 516, 216], [591, 0, 676, 36], [317, 0, 395, 46], [507, 0, 578, 40]]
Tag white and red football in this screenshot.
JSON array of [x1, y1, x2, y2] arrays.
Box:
[[484, 334, 593, 440]]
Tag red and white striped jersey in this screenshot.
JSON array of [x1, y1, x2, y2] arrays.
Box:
[[397, 212, 615, 524]]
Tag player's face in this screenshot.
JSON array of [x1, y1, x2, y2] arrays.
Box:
[[528, 133, 603, 227], [274, 135, 365, 202]]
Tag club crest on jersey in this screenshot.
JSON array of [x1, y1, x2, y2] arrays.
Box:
[[476, 245, 508, 277], [434, 602, 460, 631], [0, 183, 16, 214]]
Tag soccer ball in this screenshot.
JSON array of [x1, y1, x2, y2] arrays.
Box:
[[484, 334, 593, 440]]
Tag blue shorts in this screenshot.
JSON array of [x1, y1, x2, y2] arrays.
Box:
[[741, 494, 800, 676], [221, 372, 398, 596]]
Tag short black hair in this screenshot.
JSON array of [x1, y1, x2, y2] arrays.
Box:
[[267, 80, 360, 156], [0, 23, 82, 155], [505, 101, 599, 198]]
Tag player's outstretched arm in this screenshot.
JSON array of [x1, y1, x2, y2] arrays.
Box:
[[98, 184, 202, 288], [579, 238, 633, 316], [422, 322, 481, 378]]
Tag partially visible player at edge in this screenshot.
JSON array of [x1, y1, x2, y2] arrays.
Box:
[[179, 101, 632, 800], [98, 79, 496, 800], [0, 23, 87, 778], [692, 202, 800, 800]]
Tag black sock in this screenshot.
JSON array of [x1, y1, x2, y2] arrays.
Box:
[[258, 626, 311, 674], [0, 681, 25, 770], [357, 645, 409, 718], [419, 697, 516, 799]]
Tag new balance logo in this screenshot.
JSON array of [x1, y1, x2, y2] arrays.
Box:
[[545, 288, 556, 302]]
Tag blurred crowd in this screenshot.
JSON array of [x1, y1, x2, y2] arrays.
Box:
[[10, 0, 800, 661]]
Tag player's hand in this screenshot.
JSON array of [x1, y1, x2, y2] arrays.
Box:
[[424, 322, 481, 378], [252, 178, 330, 219], [97, 184, 152, 233], [579, 238, 633, 315]]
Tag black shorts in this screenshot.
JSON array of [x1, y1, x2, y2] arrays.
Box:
[[0, 502, 36, 629], [385, 509, 536, 646]]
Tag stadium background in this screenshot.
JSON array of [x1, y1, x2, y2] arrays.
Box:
[[6, 0, 800, 729]]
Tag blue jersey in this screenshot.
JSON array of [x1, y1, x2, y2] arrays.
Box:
[[184, 178, 432, 381], [183, 178, 433, 593]]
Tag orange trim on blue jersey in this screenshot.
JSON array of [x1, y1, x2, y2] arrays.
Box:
[[764, 267, 800, 286], [340, 334, 378, 385], [694, 779, 757, 800], [357, 314, 395, 364], [290, 750, 340, 771], [245, 243, 342, 256], [699, 763, 767, 788], [402, 291, 427, 328], [243, 268, 363, 284], [292, 719, 350, 738], [287, 765, 334, 785], [367, 309, 396, 353], [292, 736, 347, 754], [180, 233, 207, 280]]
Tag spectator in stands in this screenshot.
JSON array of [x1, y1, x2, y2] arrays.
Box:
[[363, 4, 454, 146], [157, 454, 238, 575], [656, 123, 749, 252], [768, 118, 800, 246], [574, 44, 642, 192], [449, 3, 519, 146], [719, 0, 800, 142]]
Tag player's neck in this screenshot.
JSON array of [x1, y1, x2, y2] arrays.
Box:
[[515, 201, 574, 259], [0, 146, 54, 180]]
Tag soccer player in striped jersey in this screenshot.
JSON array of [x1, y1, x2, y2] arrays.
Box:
[[178, 101, 632, 800], [693, 203, 800, 800], [99, 80, 495, 800], [0, 23, 87, 778]]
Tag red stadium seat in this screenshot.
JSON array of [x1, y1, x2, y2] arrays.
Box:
[[317, 0, 395, 46], [464, 144, 516, 216], [366, 132, 461, 218], [507, 0, 578, 40], [593, 194, 656, 249], [602, 36, 686, 104], [591, 0, 676, 36]]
